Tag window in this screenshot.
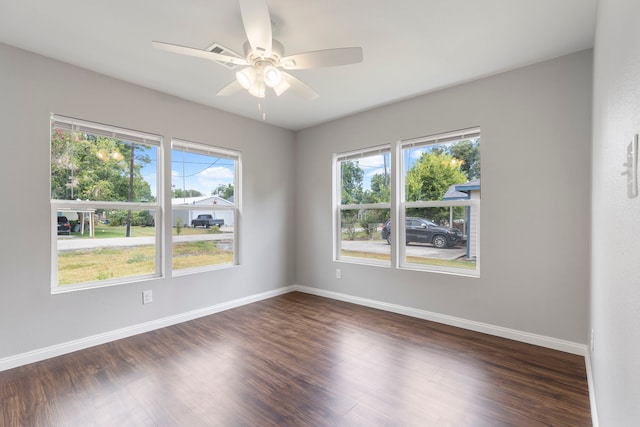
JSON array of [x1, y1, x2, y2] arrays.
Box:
[[171, 139, 240, 273], [334, 128, 480, 276], [399, 129, 480, 275], [335, 145, 391, 265], [50, 115, 161, 291]]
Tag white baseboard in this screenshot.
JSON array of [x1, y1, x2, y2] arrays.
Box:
[[293, 285, 588, 356], [1, 284, 588, 373], [584, 351, 599, 427], [0, 286, 296, 372]]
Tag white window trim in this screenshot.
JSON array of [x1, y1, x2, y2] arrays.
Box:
[[334, 128, 480, 277], [50, 115, 163, 292], [171, 139, 241, 274], [334, 146, 391, 266], [398, 128, 480, 276]]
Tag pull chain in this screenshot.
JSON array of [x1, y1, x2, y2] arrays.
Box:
[[258, 96, 267, 121]]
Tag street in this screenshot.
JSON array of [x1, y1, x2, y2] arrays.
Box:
[[341, 239, 466, 260], [57, 233, 233, 251]]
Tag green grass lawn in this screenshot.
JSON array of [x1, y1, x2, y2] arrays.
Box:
[[341, 231, 382, 241], [58, 240, 233, 285], [340, 249, 476, 269], [69, 225, 223, 239], [71, 225, 156, 239]]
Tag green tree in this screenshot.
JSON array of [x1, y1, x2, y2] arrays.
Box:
[[50, 130, 153, 202], [341, 161, 364, 204], [173, 188, 203, 198], [212, 183, 234, 200], [362, 172, 390, 204], [406, 152, 467, 201], [341, 211, 358, 240], [447, 140, 480, 180], [51, 130, 154, 237], [406, 151, 467, 223]]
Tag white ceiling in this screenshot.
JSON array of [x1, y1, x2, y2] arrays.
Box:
[[0, 0, 597, 131]]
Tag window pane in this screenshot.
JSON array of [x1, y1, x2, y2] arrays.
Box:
[[402, 207, 476, 270], [51, 128, 158, 202], [403, 138, 480, 202], [340, 152, 390, 204], [56, 209, 157, 286], [171, 142, 237, 272], [171, 147, 235, 201], [172, 209, 234, 270], [340, 208, 390, 263], [400, 133, 480, 273]]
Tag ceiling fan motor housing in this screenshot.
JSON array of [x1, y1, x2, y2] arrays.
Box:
[[243, 39, 285, 67]]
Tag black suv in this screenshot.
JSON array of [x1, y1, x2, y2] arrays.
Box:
[[57, 216, 71, 235], [381, 217, 463, 248]]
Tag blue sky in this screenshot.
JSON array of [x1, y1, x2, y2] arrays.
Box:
[[141, 149, 235, 198], [171, 150, 234, 196], [354, 142, 463, 191], [356, 149, 423, 190], [357, 153, 389, 191]]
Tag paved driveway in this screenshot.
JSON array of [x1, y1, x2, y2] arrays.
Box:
[[341, 239, 466, 260]]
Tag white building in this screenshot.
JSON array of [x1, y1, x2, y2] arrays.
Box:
[[171, 196, 234, 227], [443, 179, 480, 260]]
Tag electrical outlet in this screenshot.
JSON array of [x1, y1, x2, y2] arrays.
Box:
[[142, 290, 153, 304], [336, 268, 342, 279], [590, 328, 595, 352]]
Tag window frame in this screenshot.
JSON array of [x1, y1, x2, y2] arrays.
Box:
[[50, 114, 163, 293], [170, 138, 241, 275], [333, 145, 391, 266], [397, 128, 480, 276], [333, 128, 480, 277]]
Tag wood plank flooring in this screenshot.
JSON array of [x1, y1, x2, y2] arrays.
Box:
[[0, 292, 591, 426]]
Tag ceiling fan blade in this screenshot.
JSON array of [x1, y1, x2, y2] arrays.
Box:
[[217, 80, 244, 96], [239, 0, 272, 55], [281, 47, 363, 70], [282, 72, 319, 100], [152, 41, 248, 66]]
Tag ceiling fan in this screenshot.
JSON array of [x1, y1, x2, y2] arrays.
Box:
[[152, 0, 363, 100]]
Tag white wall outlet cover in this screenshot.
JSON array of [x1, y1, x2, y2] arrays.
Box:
[[142, 290, 153, 304]]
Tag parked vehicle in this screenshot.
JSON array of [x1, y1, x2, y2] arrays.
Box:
[[57, 216, 71, 235], [381, 217, 463, 248], [191, 214, 224, 228]]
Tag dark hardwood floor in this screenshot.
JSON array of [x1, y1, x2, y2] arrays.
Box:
[[1, 292, 591, 426]]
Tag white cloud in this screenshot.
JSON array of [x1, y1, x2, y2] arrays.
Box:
[[357, 154, 389, 190], [196, 166, 234, 192], [410, 148, 426, 160], [199, 166, 234, 180], [171, 166, 235, 195], [358, 154, 386, 170]]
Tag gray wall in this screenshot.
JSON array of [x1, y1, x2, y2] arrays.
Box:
[[0, 43, 295, 359], [592, 0, 640, 424], [295, 50, 592, 345]]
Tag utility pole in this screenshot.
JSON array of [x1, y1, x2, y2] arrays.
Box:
[[126, 142, 135, 237]]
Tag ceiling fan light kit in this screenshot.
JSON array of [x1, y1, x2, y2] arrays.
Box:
[[152, 0, 363, 102], [236, 66, 257, 90], [263, 66, 281, 87]]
